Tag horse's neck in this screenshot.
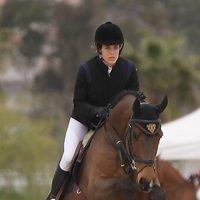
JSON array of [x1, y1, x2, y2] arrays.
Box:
[[109, 95, 135, 134], [159, 160, 186, 186], [159, 162, 197, 200]]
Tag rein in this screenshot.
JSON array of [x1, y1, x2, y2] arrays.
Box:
[[105, 116, 161, 177]]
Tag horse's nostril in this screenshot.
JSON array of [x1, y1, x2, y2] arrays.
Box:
[[139, 178, 155, 192], [139, 177, 149, 192]]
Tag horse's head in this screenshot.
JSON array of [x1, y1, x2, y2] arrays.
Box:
[[129, 96, 168, 192], [106, 92, 167, 194]]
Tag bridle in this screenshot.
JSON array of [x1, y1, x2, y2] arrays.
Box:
[[105, 115, 162, 177]]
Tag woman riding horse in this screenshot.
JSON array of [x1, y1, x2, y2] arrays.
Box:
[[46, 21, 145, 200]]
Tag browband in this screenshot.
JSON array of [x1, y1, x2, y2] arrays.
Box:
[[131, 119, 161, 135]]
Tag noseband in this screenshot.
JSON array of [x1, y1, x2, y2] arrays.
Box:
[[106, 116, 162, 176]]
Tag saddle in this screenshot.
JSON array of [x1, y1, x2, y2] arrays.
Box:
[[59, 121, 105, 200], [71, 129, 95, 182]]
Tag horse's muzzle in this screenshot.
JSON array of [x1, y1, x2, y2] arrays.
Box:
[[138, 177, 155, 192]]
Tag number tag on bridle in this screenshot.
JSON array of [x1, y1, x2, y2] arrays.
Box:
[[132, 119, 161, 135], [147, 123, 157, 134]]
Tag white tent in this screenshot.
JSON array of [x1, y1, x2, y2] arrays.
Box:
[[157, 108, 200, 177]]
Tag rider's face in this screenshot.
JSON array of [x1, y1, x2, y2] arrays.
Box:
[[100, 44, 121, 66]]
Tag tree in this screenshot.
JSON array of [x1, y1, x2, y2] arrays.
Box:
[[124, 35, 200, 120], [0, 95, 59, 198], [0, 0, 52, 28]]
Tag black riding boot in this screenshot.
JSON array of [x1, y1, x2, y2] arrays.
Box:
[[46, 166, 70, 200]]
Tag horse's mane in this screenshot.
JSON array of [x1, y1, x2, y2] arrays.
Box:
[[109, 90, 136, 108]]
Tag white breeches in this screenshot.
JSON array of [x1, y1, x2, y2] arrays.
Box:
[[59, 118, 88, 171]]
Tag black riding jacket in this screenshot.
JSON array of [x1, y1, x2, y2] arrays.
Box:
[[71, 55, 139, 126]]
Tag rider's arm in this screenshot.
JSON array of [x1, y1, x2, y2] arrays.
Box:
[[72, 66, 98, 126]]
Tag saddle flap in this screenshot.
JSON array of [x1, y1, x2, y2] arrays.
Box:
[[71, 130, 95, 181]]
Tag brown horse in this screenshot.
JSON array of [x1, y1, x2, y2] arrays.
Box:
[[63, 91, 168, 200], [156, 159, 197, 200]]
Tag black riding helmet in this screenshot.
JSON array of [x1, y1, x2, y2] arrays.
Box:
[[95, 21, 124, 54]]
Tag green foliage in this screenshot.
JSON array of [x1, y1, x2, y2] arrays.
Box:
[[0, 190, 26, 200], [0, 0, 52, 28], [145, 40, 163, 60], [0, 104, 55, 169], [0, 189, 45, 200], [0, 28, 12, 42], [0, 0, 53, 61], [125, 35, 200, 119], [0, 28, 17, 57], [54, 1, 94, 77], [33, 68, 64, 92], [0, 95, 58, 196], [19, 29, 44, 58], [163, 0, 200, 52]]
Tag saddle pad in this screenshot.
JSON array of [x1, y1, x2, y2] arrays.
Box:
[[82, 130, 94, 147]]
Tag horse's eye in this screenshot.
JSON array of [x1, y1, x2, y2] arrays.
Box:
[[133, 127, 141, 139]]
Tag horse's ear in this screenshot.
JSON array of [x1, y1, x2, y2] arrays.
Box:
[[132, 97, 141, 116], [155, 96, 168, 114]]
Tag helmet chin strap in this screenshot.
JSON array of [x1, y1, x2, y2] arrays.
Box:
[[119, 43, 124, 54]]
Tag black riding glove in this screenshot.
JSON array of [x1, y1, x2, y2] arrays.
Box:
[[137, 91, 146, 102], [91, 106, 107, 129], [94, 106, 107, 121]]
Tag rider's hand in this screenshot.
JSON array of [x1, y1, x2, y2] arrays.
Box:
[[91, 106, 107, 129], [137, 91, 146, 102], [94, 107, 107, 120]]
